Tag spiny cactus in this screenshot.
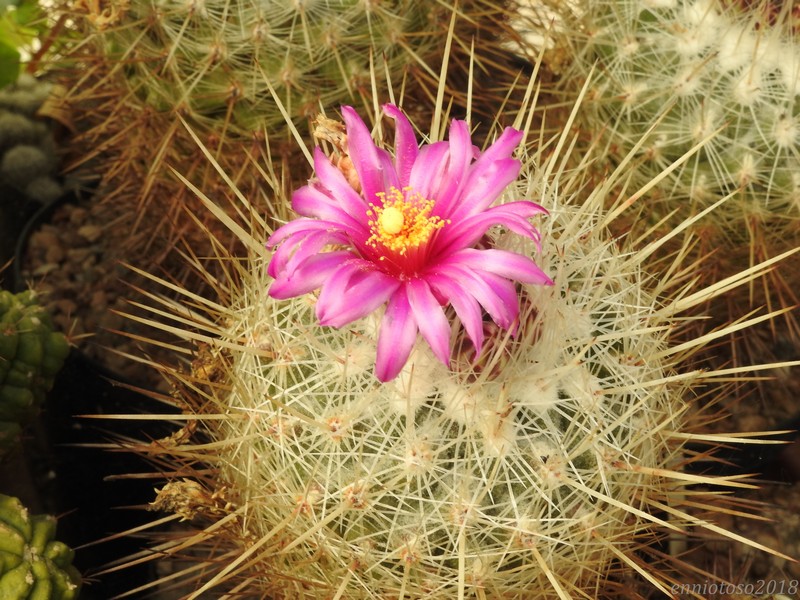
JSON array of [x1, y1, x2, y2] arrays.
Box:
[[107, 98, 793, 598], [0, 289, 69, 456], [508, 0, 800, 391], [69, 0, 526, 139], [0, 494, 81, 599], [87, 0, 453, 136], [511, 0, 800, 242]]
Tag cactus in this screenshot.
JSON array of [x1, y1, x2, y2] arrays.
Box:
[[115, 100, 792, 597], [0, 494, 81, 599], [0, 289, 69, 456], [510, 0, 800, 242], [69, 0, 522, 141], [87, 0, 452, 137], [507, 0, 800, 386], [0, 73, 63, 205]]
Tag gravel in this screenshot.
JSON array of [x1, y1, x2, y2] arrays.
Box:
[[17, 197, 178, 390]]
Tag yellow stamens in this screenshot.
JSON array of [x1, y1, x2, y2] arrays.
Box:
[[367, 186, 447, 256]]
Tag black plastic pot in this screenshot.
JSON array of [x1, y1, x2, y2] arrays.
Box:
[[7, 191, 179, 597], [0, 184, 40, 288], [35, 351, 172, 598]]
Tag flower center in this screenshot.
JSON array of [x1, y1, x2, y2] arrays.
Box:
[[367, 186, 447, 257], [379, 206, 405, 235]]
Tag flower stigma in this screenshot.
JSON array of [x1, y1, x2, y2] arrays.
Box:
[[367, 186, 448, 257], [379, 206, 405, 235]]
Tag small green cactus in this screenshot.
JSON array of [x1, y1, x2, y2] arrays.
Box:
[[0, 74, 63, 205], [0, 494, 81, 599], [0, 289, 69, 455]]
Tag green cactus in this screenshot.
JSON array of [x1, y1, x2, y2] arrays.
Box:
[[0, 494, 81, 599], [126, 105, 789, 597], [0, 289, 69, 455], [0, 74, 63, 205], [106, 0, 448, 134]]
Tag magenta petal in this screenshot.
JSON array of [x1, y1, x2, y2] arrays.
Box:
[[313, 148, 370, 221], [268, 227, 349, 278], [436, 201, 546, 254], [268, 251, 351, 299], [472, 271, 520, 328], [292, 185, 365, 233], [475, 126, 524, 165], [375, 287, 419, 382], [427, 274, 484, 357], [431, 119, 475, 218], [342, 106, 390, 204], [376, 146, 400, 192], [450, 248, 554, 286], [434, 263, 518, 329], [451, 157, 522, 221], [317, 266, 401, 328], [267, 218, 353, 248], [406, 278, 452, 367], [316, 259, 371, 322], [280, 229, 339, 278], [408, 141, 450, 200], [383, 104, 418, 187]]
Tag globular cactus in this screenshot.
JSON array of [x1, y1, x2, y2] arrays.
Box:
[[85, 0, 453, 137], [510, 0, 800, 243], [0, 289, 69, 456], [508, 0, 800, 385], [0, 494, 81, 599], [0, 74, 63, 205], [122, 102, 789, 598]]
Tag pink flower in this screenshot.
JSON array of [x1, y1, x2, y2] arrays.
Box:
[[267, 104, 553, 382]]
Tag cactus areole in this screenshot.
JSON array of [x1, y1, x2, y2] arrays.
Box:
[[267, 105, 553, 381]]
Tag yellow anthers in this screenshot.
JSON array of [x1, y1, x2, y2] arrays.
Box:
[[367, 186, 447, 255]]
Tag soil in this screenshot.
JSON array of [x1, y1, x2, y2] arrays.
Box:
[[1, 192, 181, 598], [680, 324, 800, 596], [14, 192, 182, 392]]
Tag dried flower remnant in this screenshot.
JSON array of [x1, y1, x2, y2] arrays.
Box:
[[267, 104, 553, 381]]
